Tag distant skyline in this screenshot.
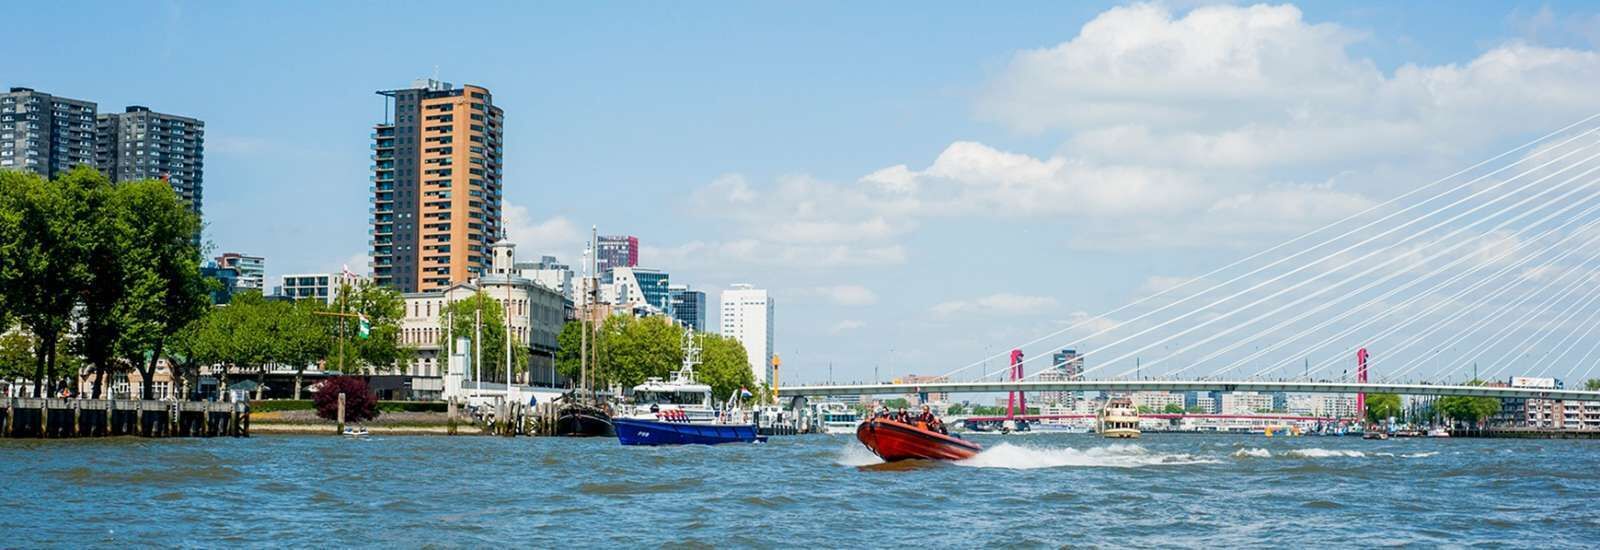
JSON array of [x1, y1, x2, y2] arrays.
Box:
[[10, 1, 1600, 385]]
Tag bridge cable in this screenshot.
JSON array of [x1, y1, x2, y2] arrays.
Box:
[[931, 117, 1600, 382], [1240, 211, 1600, 383], [1377, 227, 1600, 383], [1212, 189, 1600, 382], [983, 135, 1600, 382], [1126, 163, 1600, 380], [1070, 148, 1600, 380]]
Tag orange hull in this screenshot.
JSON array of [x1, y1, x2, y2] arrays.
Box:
[[856, 419, 982, 462]]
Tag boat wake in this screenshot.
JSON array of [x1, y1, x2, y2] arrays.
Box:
[[834, 442, 884, 467], [1232, 448, 1442, 459], [955, 443, 1219, 470]]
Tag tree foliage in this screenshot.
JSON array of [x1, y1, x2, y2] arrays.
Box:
[[312, 376, 380, 423], [439, 291, 528, 382], [555, 317, 756, 400], [330, 280, 411, 373], [0, 168, 98, 396], [1364, 393, 1402, 425], [1436, 380, 1501, 425], [1587, 379, 1600, 391]]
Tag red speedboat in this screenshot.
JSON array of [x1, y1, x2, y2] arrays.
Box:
[[856, 418, 982, 462]]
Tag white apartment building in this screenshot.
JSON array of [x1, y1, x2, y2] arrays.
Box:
[[397, 241, 566, 390], [1221, 392, 1275, 415], [720, 284, 774, 386], [1132, 391, 1185, 411], [279, 271, 365, 305]]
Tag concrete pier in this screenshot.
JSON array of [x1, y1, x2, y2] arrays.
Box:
[[1, 398, 248, 438]]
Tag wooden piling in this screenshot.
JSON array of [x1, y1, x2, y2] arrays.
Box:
[[447, 398, 458, 436], [336, 392, 346, 434]]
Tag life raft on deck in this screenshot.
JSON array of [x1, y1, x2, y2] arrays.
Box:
[[856, 418, 982, 462]]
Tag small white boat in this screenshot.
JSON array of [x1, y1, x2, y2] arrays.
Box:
[[814, 401, 862, 435], [1426, 426, 1450, 438], [342, 426, 369, 437]]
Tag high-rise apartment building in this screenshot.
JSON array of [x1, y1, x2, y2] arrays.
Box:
[[372, 79, 504, 293], [216, 252, 265, 291], [0, 87, 97, 178], [720, 284, 775, 386], [96, 106, 205, 215], [669, 284, 707, 332], [596, 235, 639, 273]]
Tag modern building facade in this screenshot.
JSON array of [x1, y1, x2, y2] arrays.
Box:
[[1038, 349, 1085, 407], [372, 79, 505, 293], [1132, 391, 1185, 412], [515, 255, 574, 303], [668, 284, 707, 332], [215, 252, 265, 291], [279, 272, 365, 305], [720, 284, 775, 386], [1220, 392, 1275, 415], [603, 267, 669, 313], [0, 87, 96, 178], [596, 235, 639, 273], [95, 106, 205, 215], [199, 261, 239, 305]]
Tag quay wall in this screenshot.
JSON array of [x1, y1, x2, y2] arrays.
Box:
[[1, 398, 248, 438]]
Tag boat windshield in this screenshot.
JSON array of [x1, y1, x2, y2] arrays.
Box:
[[634, 390, 707, 406]]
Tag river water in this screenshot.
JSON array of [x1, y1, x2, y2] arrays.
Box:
[[2, 433, 1597, 547]]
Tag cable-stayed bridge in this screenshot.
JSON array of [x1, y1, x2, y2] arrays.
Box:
[[779, 114, 1600, 407], [777, 380, 1600, 401]]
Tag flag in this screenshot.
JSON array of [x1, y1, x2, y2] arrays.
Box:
[[739, 387, 753, 398], [358, 314, 371, 339]]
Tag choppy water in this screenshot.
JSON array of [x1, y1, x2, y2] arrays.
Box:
[[2, 433, 1598, 547]]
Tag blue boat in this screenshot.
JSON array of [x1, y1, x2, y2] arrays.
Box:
[[614, 330, 764, 446], [614, 417, 764, 445]]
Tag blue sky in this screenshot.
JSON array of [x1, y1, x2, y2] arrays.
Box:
[[10, 1, 1600, 386]]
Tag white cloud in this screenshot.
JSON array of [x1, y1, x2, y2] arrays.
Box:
[[799, 285, 879, 306], [979, 3, 1600, 169], [645, 240, 907, 272], [830, 320, 867, 334], [503, 202, 580, 260], [931, 293, 1060, 317]]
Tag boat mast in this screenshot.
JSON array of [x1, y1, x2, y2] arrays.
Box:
[[580, 232, 590, 395]]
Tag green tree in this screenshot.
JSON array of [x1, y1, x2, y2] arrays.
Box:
[[277, 298, 332, 400], [697, 333, 755, 401], [594, 315, 680, 389], [102, 179, 207, 400], [1, 168, 97, 397], [0, 332, 34, 383], [165, 310, 221, 400], [945, 403, 968, 415], [439, 291, 528, 384], [1586, 379, 1600, 391], [329, 280, 411, 375], [1162, 403, 1185, 414], [555, 320, 583, 383], [1364, 393, 1402, 425], [1436, 380, 1501, 426]]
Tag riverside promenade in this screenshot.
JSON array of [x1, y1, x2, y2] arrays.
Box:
[[1, 398, 249, 438]]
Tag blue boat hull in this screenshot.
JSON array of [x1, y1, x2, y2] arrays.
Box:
[[614, 418, 765, 446]]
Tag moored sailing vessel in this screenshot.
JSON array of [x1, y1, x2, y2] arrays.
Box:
[[556, 227, 615, 437]]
